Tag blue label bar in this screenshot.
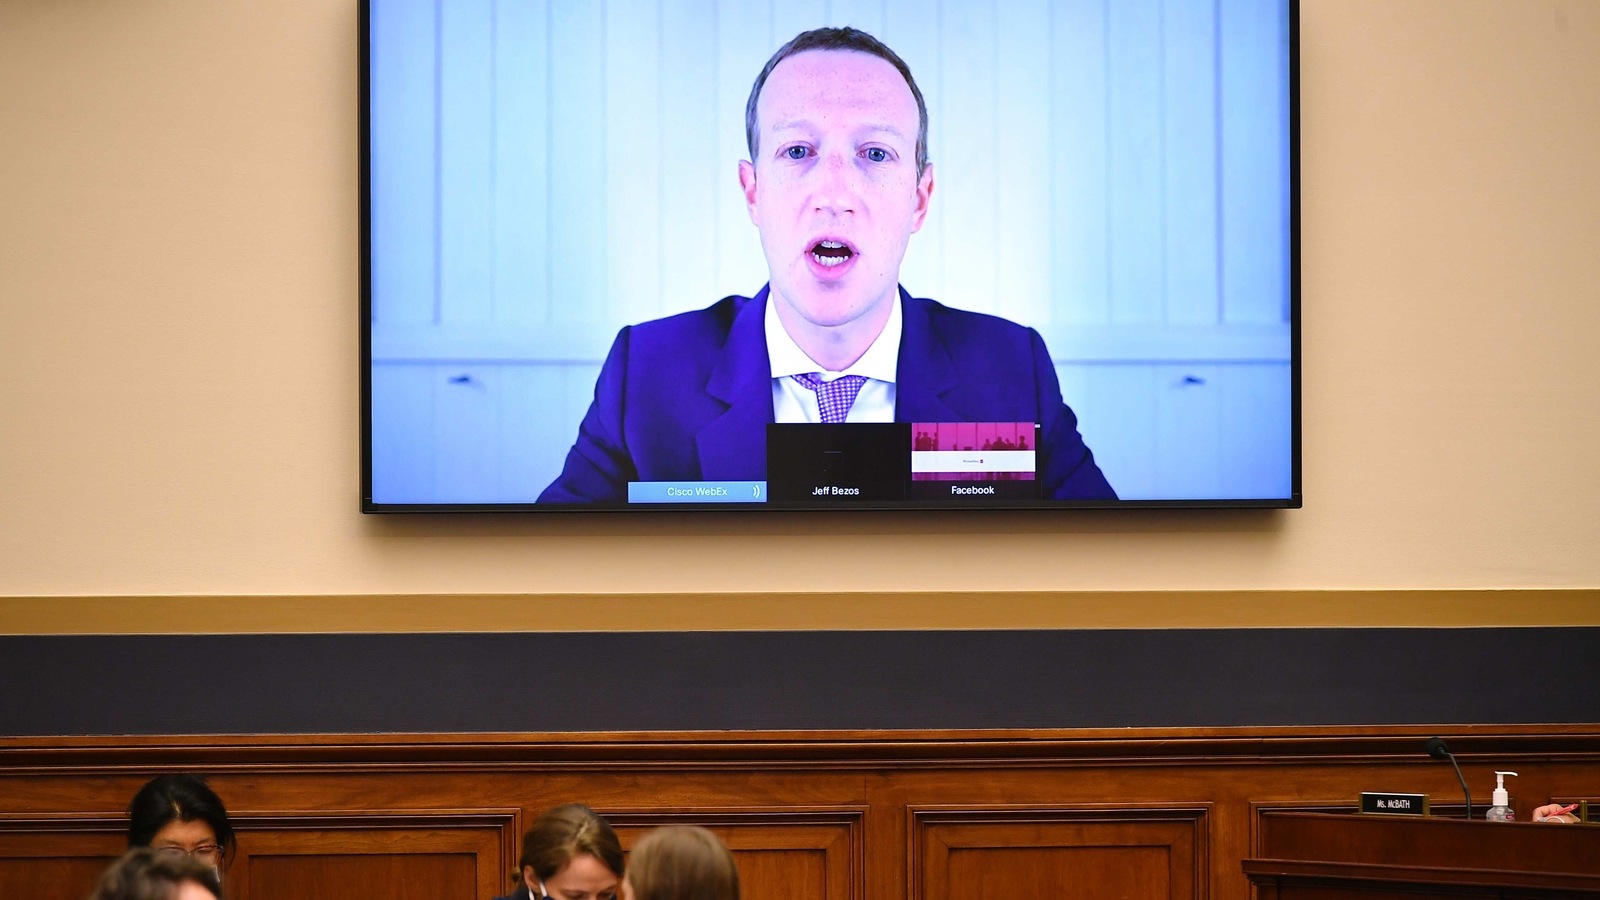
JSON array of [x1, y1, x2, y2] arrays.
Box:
[[628, 481, 768, 504]]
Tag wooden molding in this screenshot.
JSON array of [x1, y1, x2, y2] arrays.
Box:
[[0, 815, 124, 835], [1, 589, 1596, 635], [3, 725, 1598, 772]]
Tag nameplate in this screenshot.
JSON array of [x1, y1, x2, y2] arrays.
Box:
[[1360, 792, 1430, 815]]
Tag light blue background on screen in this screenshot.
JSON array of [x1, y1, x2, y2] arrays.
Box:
[[368, 0, 1293, 504]]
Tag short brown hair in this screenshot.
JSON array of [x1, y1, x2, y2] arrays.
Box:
[[515, 804, 624, 885], [90, 848, 222, 900], [625, 826, 738, 900], [745, 27, 929, 178]]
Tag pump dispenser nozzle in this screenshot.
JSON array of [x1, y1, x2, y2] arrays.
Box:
[[1486, 771, 1517, 821]]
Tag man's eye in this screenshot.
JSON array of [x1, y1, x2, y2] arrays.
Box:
[[864, 147, 889, 163], [784, 146, 807, 160]]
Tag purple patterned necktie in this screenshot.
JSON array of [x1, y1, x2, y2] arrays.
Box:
[[792, 372, 868, 424]]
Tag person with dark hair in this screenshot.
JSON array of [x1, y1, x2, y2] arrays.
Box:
[[541, 26, 1114, 504], [126, 775, 235, 881], [89, 847, 222, 900], [493, 803, 624, 900], [621, 826, 738, 900]]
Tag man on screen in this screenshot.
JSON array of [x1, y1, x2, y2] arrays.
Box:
[[540, 27, 1114, 502]]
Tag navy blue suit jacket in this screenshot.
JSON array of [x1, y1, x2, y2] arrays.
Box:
[[539, 287, 1115, 502]]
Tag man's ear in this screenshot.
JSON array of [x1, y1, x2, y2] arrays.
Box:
[[738, 159, 760, 226], [910, 162, 935, 233], [523, 866, 538, 892]]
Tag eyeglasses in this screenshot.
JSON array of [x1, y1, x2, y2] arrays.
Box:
[[155, 843, 224, 864]]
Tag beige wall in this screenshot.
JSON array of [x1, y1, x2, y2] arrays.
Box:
[[1, 1, 1597, 625]]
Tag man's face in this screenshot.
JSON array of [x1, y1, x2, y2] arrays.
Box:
[[740, 49, 933, 345]]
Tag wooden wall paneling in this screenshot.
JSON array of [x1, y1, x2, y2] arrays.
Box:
[[606, 808, 865, 900], [224, 810, 519, 900], [244, 851, 473, 900], [0, 797, 522, 899], [0, 815, 122, 900], [3, 728, 1600, 900], [909, 805, 1211, 900]]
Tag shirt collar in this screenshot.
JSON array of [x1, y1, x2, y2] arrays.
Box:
[[764, 288, 901, 383]]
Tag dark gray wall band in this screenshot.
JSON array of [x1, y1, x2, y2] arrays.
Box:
[[2, 628, 1595, 736]]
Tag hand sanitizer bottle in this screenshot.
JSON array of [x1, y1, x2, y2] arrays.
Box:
[[1485, 771, 1517, 821]]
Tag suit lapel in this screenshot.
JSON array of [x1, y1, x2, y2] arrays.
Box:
[[894, 290, 964, 422], [696, 286, 775, 480]]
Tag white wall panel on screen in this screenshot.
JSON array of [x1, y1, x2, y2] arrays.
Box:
[[440, 0, 496, 326], [1164, 0, 1223, 326], [996, 0, 1054, 327], [433, 366, 502, 501], [846, 0, 886, 36], [370, 363, 439, 502], [1218, 362, 1293, 498], [772, 0, 829, 59], [1051, 0, 1111, 327], [373, 360, 601, 504], [607, 0, 664, 327], [1041, 322, 1288, 363], [549, 0, 607, 327], [660, 0, 722, 317], [1154, 366, 1226, 498], [1221, 0, 1290, 325], [937, 0, 1002, 320], [1057, 362, 1290, 500], [369, 0, 438, 326], [1107, 0, 1166, 326], [494, 0, 551, 327], [1155, 363, 1294, 499]]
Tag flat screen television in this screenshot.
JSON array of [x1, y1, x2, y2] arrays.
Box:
[[362, 0, 1300, 511]]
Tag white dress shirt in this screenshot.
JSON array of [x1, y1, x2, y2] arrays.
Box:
[[764, 293, 901, 423]]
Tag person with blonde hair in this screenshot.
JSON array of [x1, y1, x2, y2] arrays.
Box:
[[89, 847, 221, 900], [495, 803, 624, 900], [622, 826, 738, 900]]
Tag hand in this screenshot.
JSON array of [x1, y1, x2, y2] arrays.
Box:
[[1531, 803, 1580, 823]]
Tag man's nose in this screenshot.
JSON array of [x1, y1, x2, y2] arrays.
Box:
[[811, 151, 858, 215]]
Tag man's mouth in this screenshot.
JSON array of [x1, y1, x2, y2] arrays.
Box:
[[810, 240, 855, 267]]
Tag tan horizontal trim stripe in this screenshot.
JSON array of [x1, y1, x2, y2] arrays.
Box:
[[0, 589, 1596, 635]]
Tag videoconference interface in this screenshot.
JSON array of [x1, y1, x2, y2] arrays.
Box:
[[632, 422, 1039, 505], [363, 0, 1299, 511]]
